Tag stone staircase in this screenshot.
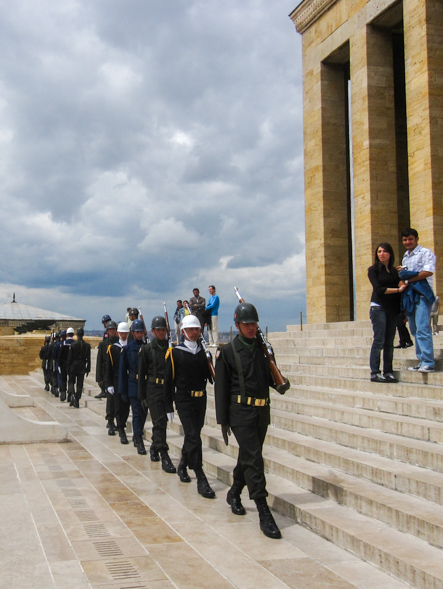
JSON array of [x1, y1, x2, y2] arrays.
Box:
[[82, 322, 443, 589]]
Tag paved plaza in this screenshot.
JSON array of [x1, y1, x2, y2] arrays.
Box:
[[0, 372, 408, 589]]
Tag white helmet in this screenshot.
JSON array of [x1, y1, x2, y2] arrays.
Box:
[[181, 315, 201, 330], [66, 327, 75, 335], [117, 322, 130, 333]]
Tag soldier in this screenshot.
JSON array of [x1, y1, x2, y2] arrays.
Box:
[[138, 316, 176, 473], [58, 327, 75, 402], [118, 319, 148, 455], [39, 335, 51, 391], [104, 322, 131, 444], [96, 321, 117, 400], [67, 328, 91, 408], [164, 314, 215, 498], [49, 331, 61, 397], [215, 302, 289, 540], [101, 314, 112, 341]]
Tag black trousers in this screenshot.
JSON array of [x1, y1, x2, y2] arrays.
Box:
[[68, 372, 85, 398], [43, 367, 50, 386], [230, 404, 269, 500], [175, 394, 206, 471], [147, 386, 168, 452]]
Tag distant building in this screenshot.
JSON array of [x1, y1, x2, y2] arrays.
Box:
[[0, 294, 85, 335]]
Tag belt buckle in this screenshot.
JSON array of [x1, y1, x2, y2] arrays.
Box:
[[256, 399, 266, 407]]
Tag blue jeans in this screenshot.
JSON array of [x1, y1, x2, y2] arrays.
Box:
[[369, 306, 397, 375], [407, 296, 434, 368]]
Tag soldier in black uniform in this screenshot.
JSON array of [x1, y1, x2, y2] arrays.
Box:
[[58, 328, 75, 402], [104, 322, 131, 443], [138, 316, 176, 473], [39, 335, 51, 391], [164, 314, 215, 498], [50, 331, 61, 397], [215, 302, 289, 539], [96, 321, 119, 429], [67, 328, 91, 408]]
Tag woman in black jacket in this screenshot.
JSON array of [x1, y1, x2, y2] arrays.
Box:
[[368, 242, 407, 383]]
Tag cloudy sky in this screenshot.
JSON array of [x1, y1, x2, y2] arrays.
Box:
[[0, 0, 305, 333]]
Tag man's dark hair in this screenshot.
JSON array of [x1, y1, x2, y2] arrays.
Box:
[[193, 288, 199, 292], [209, 285, 216, 290], [401, 228, 418, 238], [177, 299, 182, 304]]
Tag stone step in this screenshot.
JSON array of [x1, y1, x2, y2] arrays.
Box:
[[289, 371, 443, 398], [165, 420, 443, 588], [279, 383, 443, 422]]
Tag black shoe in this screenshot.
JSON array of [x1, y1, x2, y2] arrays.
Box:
[[69, 396, 75, 407], [370, 374, 386, 383], [95, 391, 107, 399], [404, 342, 413, 348], [384, 373, 398, 383], [227, 488, 246, 515], [255, 498, 281, 539], [394, 344, 403, 349], [45, 384, 50, 391], [197, 474, 216, 499], [119, 428, 129, 444], [150, 447, 160, 462], [177, 461, 191, 483], [108, 421, 116, 436], [60, 391, 66, 402], [161, 453, 177, 474], [74, 399, 80, 408], [134, 436, 147, 455]]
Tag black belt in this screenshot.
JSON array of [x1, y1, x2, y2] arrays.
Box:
[[148, 377, 164, 385], [231, 395, 269, 407]]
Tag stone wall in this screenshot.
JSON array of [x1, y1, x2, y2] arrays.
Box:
[[0, 335, 102, 376]]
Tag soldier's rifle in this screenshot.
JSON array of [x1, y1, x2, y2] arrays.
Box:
[[198, 333, 216, 382], [233, 286, 289, 391], [163, 302, 174, 349]]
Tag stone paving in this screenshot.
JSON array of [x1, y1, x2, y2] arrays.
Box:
[[0, 373, 408, 589]]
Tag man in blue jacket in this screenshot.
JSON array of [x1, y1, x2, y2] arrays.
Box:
[[118, 319, 148, 455], [206, 285, 220, 347]]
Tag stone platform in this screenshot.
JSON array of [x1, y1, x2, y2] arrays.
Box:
[[1, 372, 407, 589]]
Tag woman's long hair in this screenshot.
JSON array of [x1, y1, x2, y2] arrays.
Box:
[[373, 242, 395, 271]]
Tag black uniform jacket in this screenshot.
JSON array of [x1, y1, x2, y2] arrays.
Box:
[[138, 339, 168, 402], [67, 339, 91, 375], [164, 344, 212, 410], [96, 336, 118, 384], [104, 341, 125, 392], [214, 335, 275, 426]]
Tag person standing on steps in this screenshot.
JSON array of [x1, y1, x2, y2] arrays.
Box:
[[214, 302, 289, 539], [164, 314, 215, 498], [138, 316, 176, 473], [67, 327, 91, 408], [368, 243, 407, 383]]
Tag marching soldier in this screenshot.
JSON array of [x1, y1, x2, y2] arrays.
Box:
[[96, 321, 118, 400], [164, 314, 215, 498], [67, 328, 91, 408], [118, 319, 148, 455], [104, 322, 131, 443], [214, 302, 289, 540], [138, 316, 176, 473], [58, 327, 75, 402], [50, 331, 61, 397], [39, 335, 51, 391]]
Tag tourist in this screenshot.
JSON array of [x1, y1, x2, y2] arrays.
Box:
[[206, 285, 220, 347]]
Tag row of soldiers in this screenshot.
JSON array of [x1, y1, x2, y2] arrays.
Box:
[[39, 327, 91, 407], [40, 302, 290, 540]]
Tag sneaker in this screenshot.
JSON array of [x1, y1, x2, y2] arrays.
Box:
[[384, 373, 398, 383], [418, 366, 435, 373], [408, 365, 420, 371], [370, 374, 386, 383]]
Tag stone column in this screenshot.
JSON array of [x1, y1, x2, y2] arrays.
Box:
[[403, 0, 443, 294], [351, 25, 398, 320], [303, 58, 351, 324]]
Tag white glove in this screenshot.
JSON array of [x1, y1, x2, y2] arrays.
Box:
[[58, 367, 61, 374], [107, 386, 114, 395], [167, 412, 174, 424]]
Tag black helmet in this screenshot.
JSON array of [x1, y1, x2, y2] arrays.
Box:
[[45, 335, 50, 342], [129, 308, 139, 316], [102, 314, 111, 323], [106, 320, 118, 330], [234, 303, 259, 324], [77, 327, 84, 337], [151, 316, 167, 329], [131, 319, 144, 332], [60, 330, 67, 338]]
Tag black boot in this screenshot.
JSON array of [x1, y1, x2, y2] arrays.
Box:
[[45, 384, 50, 391], [227, 486, 246, 516], [134, 436, 147, 455], [108, 420, 116, 435], [60, 390, 66, 402], [196, 471, 215, 499], [95, 391, 107, 399], [69, 395, 75, 407], [177, 459, 191, 483], [255, 498, 281, 539], [160, 452, 176, 474], [119, 428, 129, 444], [54, 388, 59, 398], [150, 446, 160, 462], [74, 398, 80, 408]]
